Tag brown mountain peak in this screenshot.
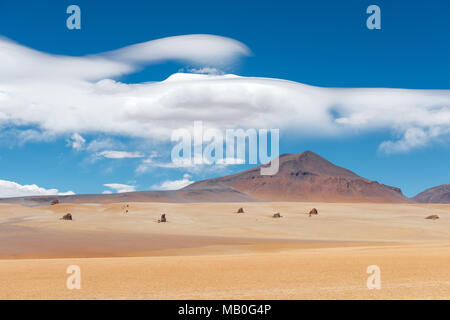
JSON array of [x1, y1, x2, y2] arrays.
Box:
[[185, 150, 407, 202], [272, 150, 361, 179]]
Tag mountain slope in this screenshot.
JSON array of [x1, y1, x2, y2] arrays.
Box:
[[413, 184, 450, 203], [184, 151, 408, 202]]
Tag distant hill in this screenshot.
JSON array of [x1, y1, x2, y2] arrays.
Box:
[[0, 188, 258, 205], [0, 151, 409, 204], [413, 184, 450, 204]]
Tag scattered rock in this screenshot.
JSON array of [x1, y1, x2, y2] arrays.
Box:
[[60, 213, 72, 221], [158, 214, 167, 223], [425, 214, 439, 220], [50, 199, 59, 205], [272, 213, 282, 218], [237, 207, 244, 213]]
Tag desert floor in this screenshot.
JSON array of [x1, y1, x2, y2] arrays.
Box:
[[0, 201, 449, 299]]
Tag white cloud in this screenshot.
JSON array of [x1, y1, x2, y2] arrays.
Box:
[[135, 152, 160, 173], [0, 179, 75, 198], [151, 174, 194, 190], [103, 183, 136, 193], [1, 35, 449, 155], [103, 34, 250, 67], [58, 191, 76, 196], [86, 138, 118, 152], [102, 190, 113, 194], [136, 153, 217, 174], [378, 126, 450, 154], [0, 34, 249, 82], [216, 157, 245, 165], [0, 128, 56, 146], [183, 67, 224, 75], [68, 133, 86, 151], [96, 150, 144, 159]]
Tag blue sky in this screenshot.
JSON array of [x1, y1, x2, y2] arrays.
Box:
[[0, 0, 449, 197]]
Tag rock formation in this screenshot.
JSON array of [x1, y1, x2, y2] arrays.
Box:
[[309, 208, 318, 216], [273, 213, 282, 218], [60, 213, 72, 220]]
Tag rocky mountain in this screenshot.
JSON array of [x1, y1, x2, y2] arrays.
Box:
[[413, 184, 450, 204], [183, 151, 408, 202]]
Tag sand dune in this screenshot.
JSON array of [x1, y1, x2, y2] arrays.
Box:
[[0, 201, 449, 299]]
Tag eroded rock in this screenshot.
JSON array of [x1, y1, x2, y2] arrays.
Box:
[[60, 213, 72, 220]]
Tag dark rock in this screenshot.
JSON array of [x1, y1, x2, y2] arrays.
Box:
[[273, 213, 282, 218], [61, 213, 72, 220]]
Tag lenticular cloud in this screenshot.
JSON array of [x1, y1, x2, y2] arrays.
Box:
[[0, 34, 449, 153]]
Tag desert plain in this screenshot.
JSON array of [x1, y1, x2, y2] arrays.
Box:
[[0, 201, 449, 299]]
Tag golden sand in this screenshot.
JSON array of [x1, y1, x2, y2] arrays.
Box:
[[0, 202, 449, 299]]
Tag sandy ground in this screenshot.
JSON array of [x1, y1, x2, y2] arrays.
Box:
[[0, 201, 449, 299]]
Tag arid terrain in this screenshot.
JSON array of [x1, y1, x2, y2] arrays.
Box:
[[1, 201, 449, 299]]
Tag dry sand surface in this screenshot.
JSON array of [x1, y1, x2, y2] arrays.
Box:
[[0, 201, 449, 299]]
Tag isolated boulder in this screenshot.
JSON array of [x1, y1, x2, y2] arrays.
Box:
[[425, 214, 439, 220], [60, 213, 72, 221], [273, 213, 282, 218], [158, 214, 167, 223], [237, 207, 244, 213], [50, 199, 59, 205], [309, 208, 318, 215]]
